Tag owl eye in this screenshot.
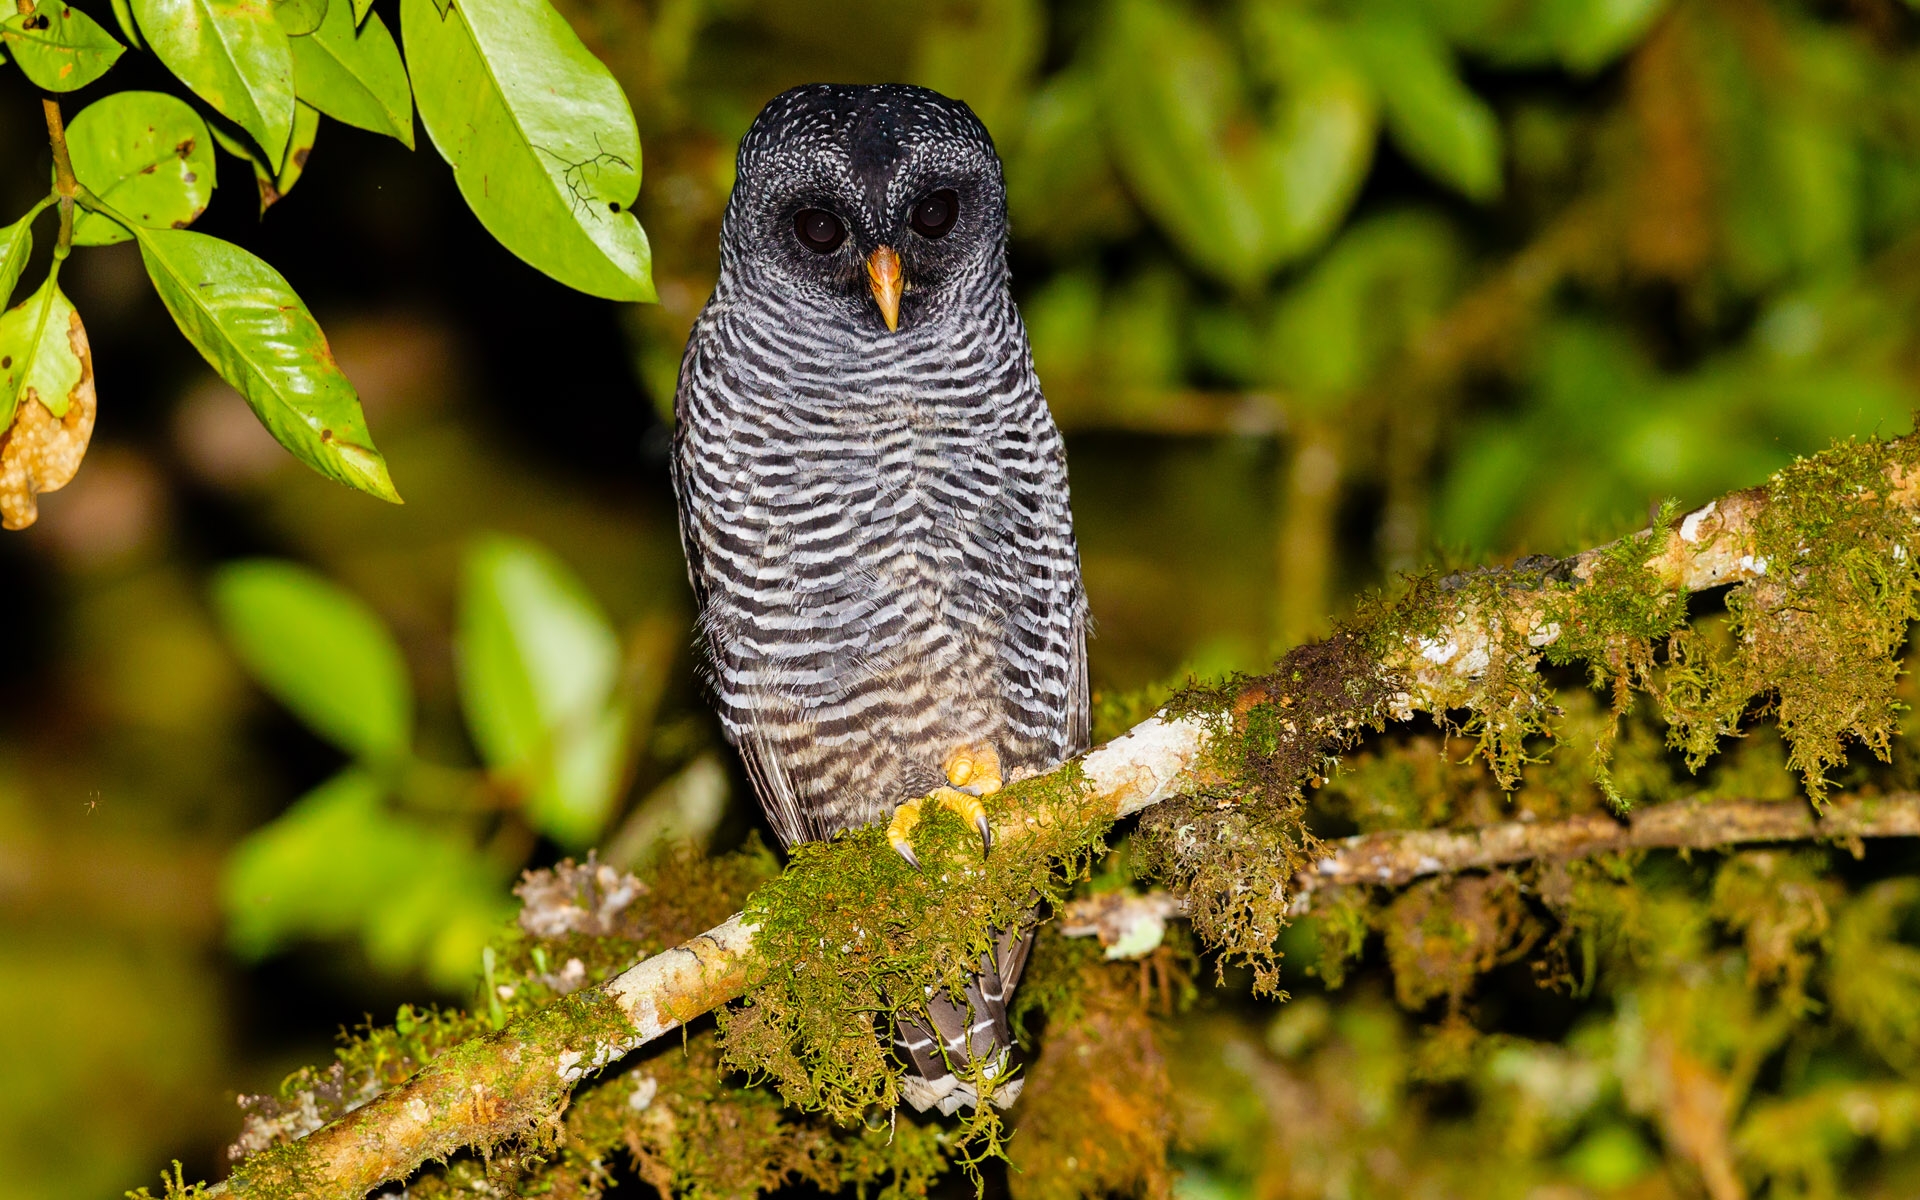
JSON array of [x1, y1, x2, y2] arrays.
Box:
[[794, 208, 846, 253], [909, 190, 958, 240]]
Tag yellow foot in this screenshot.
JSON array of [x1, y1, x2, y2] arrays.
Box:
[[887, 743, 1004, 869]]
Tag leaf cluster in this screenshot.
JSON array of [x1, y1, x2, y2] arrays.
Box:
[[1, 0, 656, 528], [212, 536, 674, 989]]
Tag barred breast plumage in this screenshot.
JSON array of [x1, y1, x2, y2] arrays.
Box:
[[670, 83, 1088, 1114]]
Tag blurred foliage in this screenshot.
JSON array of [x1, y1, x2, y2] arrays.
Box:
[[7, 0, 1920, 1195], [214, 541, 698, 989]]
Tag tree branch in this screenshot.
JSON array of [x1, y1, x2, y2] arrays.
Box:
[[1291, 792, 1920, 910], [216, 434, 1920, 1198]]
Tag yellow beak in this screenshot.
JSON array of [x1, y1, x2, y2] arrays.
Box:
[[866, 245, 902, 332]]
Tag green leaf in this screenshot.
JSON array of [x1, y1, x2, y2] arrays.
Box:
[[107, 0, 141, 49], [207, 102, 317, 211], [350, 0, 371, 21], [456, 535, 629, 847], [1100, 0, 1375, 289], [290, 1, 412, 148], [211, 558, 413, 760], [0, 0, 125, 92], [403, 0, 654, 301], [0, 273, 84, 428], [222, 768, 513, 988], [67, 92, 216, 247], [1345, 11, 1502, 202], [271, 0, 324, 35], [133, 0, 295, 165], [272, 100, 319, 197], [1552, 0, 1667, 73], [132, 227, 401, 502], [0, 204, 41, 312]]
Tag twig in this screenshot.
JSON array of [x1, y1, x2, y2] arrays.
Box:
[[1290, 792, 1920, 910], [215, 436, 1920, 1198], [42, 96, 77, 254]]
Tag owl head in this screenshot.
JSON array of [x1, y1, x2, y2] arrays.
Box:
[[719, 84, 1008, 337]]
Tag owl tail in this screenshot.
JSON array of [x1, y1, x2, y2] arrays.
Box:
[[893, 920, 1036, 1115]]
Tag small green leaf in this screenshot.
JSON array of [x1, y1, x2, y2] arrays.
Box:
[[211, 558, 413, 760], [403, 0, 654, 301], [350, 0, 371, 22], [272, 101, 319, 199], [133, 227, 401, 502], [0, 204, 41, 312], [1552, 0, 1668, 74], [456, 535, 630, 847], [222, 768, 513, 988], [1, 0, 125, 92], [107, 0, 141, 49], [290, 0, 412, 148], [271, 0, 324, 36], [0, 273, 84, 429], [1100, 0, 1375, 289], [133, 0, 295, 164], [1345, 11, 1502, 201], [67, 92, 216, 247], [206, 103, 317, 211]]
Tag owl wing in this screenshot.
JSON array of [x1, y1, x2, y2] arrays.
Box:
[[1067, 594, 1091, 756], [670, 332, 816, 851], [1035, 414, 1093, 762]]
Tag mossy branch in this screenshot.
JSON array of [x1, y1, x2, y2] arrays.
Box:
[[1292, 791, 1920, 908], [209, 431, 1920, 1198]]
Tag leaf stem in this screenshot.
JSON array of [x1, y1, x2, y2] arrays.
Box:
[[40, 98, 77, 257]]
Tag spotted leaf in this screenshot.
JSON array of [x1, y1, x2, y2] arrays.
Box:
[[0, 0, 124, 92], [134, 227, 399, 502], [402, 0, 653, 301], [68, 92, 217, 246], [0, 277, 94, 529]]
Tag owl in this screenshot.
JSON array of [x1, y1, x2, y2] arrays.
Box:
[[671, 83, 1089, 1115]]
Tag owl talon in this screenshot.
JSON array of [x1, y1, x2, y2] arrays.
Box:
[[942, 744, 1002, 857], [888, 797, 926, 870], [886, 742, 1004, 866]]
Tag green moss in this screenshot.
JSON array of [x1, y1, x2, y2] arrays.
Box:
[[1662, 437, 1920, 798], [1301, 886, 1374, 991], [1010, 927, 1105, 1037], [714, 760, 1111, 1159], [1004, 933, 1175, 1200], [1135, 631, 1398, 994], [1381, 873, 1537, 1012], [124, 1162, 217, 1200], [1709, 850, 1839, 1009]]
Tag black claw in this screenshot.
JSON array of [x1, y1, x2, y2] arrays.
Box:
[[976, 814, 993, 856]]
